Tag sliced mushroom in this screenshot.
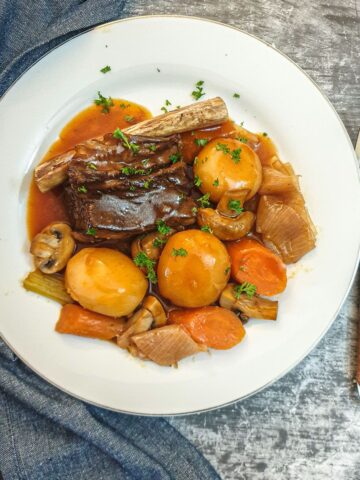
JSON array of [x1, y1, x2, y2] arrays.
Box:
[[217, 189, 250, 218], [220, 284, 278, 320], [197, 208, 255, 241], [30, 222, 75, 274], [116, 308, 153, 349], [143, 295, 167, 326], [131, 229, 174, 262]]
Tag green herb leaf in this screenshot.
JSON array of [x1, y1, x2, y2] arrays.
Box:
[[197, 193, 211, 208], [129, 185, 136, 191], [86, 227, 97, 236], [161, 106, 168, 114], [194, 138, 208, 147], [228, 199, 244, 215], [224, 266, 231, 275], [100, 65, 111, 74], [148, 145, 157, 152], [121, 167, 148, 176], [234, 282, 257, 299], [201, 225, 213, 233], [87, 162, 97, 170], [124, 115, 135, 123], [113, 128, 139, 153], [143, 180, 152, 189], [172, 248, 188, 257], [165, 99, 172, 106], [157, 220, 171, 236], [119, 103, 127, 109], [216, 143, 230, 154], [262, 132, 268, 137], [191, 80, 206, 101], [233, 93, 240, 98], [77, 185, 87, 193], [193, 156, 198, 165], [194, 175, 202, 187], [231, 148, 242, 164], [236, 137, 248, 143], [94, 91, 114, 113], [133, 252, 157, 283], [213, 178, 219, 187], [153, 237, 167, 248], [192, 206, 198, 215], [169, 152, 181, 164]]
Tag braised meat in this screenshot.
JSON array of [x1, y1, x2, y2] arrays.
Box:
[[64, 134, 196, 240]]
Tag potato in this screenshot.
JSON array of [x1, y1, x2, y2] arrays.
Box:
[[65, 248, 148, 317]]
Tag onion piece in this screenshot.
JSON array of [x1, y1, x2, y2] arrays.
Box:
[[256, 195, 316, 264], [259, 167, 298, 195]]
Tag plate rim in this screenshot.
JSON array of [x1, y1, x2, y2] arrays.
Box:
[[1, 14, 359, 416]]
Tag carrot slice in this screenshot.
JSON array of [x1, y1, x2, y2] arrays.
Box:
[[227, 238, 287, 296], [169, 306, 245, 350], [56, 304, 125, 340]]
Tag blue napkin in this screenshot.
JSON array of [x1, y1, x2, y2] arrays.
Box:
[[0, 2, 220, 478]]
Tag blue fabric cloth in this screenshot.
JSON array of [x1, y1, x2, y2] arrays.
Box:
[[0, 2, 221, 479]]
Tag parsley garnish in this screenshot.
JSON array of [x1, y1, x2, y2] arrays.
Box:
[[233, 93, 240, 98], [234, 282, 257, 299], [124, 115, 135, 123], [192, 206, 198, 215], [157, 220, 171, 235], [194, 175, 202, 187], [161, 99, 172, 114], [228, 200, 243, 215], [153, 237, 167, 248], [87, 162, 97, 170], [129, 185, 136, 191], [201, 225, 213, 233], [100, 65, 111, 74], [193, 157, 198, 165], [172, 248, 188, 257], [216, 143, 230, 154], [165, 99, 171, 106], [121, 167, 148, 176], [213, 178, 219, 187], [119, 103, 127, 109], [231, 148, 242, 164], [236, 137, 248, 143], [224, 266, 231, 275], [143, 180, 152, 189], [113, 128, 139, 154], [169, 152, 181, 164], [197, 193, 211, 208], [156, 67, 161, 73], [192, 80, 205, 101], [133, 252, 157, 283], [263, 132, 268, 137], [86, 227, 97, 236], [94, 91, 114, 113], [194, 138, 208, 147], [148, 145, 157, 152], [78, 185, 87, 193]]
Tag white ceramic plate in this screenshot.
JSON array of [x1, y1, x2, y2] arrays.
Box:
[[0, 16, 359, 415]]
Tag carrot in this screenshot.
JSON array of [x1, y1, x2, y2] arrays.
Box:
[[226, 238, 287, 296], [55, 304, 126, 340], [169, 306, 245, 350]]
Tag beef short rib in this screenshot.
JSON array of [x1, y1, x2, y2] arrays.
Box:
[[64, 133, 196, 240]]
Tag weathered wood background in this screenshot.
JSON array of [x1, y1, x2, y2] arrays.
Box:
[[122, 1, 360, 478]]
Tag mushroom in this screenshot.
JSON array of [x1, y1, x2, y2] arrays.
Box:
[[30, 222, 75, 274], [217, 189, 250, 218], [131, 229, 174, 262], [143, 295, 167, 326], [116, 295, 168, 349], [197, 208, 255, 241], [219, 284, 278, 320]]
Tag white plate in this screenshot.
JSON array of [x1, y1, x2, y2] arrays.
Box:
[[0, 16, 359, 415]]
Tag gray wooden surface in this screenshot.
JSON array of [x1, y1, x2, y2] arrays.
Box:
[[122, 1, 360, 479]]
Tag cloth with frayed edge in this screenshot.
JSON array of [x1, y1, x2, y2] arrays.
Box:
[[0, 2, 220, 479]]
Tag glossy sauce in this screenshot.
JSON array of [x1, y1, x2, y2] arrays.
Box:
[[27, 100, 151, 239]]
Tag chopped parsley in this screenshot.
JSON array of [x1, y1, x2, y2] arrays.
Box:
[[234, 282, 257, 299], [133, 252, 157, 283], [161, 99, 172, 114], [153, 237, 167, 248], [156, 67, 161, 73], [233, 93, 240, 98], [224, 266, 231, 275], [86, 227, 97, 236], [157, 220, 171, 235], [100, 65, 111, 74], [236, 137, 248, 143], [169, 152, 181, 164], [165, 99, 172, 106], [262, 132, 268, 137], [121, 167, 149, 176], [192, 206, 198, 215], [194, 138, 209, 147], [228, 200, 243, 215], [77, 185, 87, 193], [213, 178, 219, 187], [231, 148, 242, 164], [129, 185, 136, 191], [148, 144, 157, 152], [143, 180, 152, 189], [216, 143, 230, 154], [201, 225, 213, 233], [172, 248, 188, 257], [87, 162, 97, 170], [113, 128, 139, 154], [194, 175, 202, 187], [192, 80, 205, 101], [197, 193, 211, 208], [119, 103, 127, 109], [94, 91, 114, 113], [124, 115, 135, 123], [193, 156, 198, 166]]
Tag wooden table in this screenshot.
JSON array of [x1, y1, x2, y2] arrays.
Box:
[[123, 2, 360, 478]]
